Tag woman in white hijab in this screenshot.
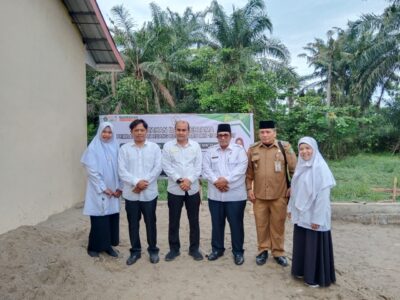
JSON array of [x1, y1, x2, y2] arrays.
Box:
[[81, 122, 122, 258], [288, 137, 336, 287]]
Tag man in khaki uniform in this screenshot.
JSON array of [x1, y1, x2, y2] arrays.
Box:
[[246, 120, 297, 267]]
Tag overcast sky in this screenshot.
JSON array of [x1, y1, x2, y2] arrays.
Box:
[[97, 0, 389, 75]]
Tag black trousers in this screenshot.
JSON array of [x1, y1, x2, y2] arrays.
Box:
[[208, 199, 246, 255], [167, 192, 201, 252], [125, 197, 159, 255], [88, 213, 119, 252]]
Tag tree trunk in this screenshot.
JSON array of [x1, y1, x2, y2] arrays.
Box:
[[111, 72, 116, 97], [375, 83, 386, 109], [150, 82, 161, 113], [326, 64, 332, 107], [287, 87, 294, 109], [113, 101, 122, 114]]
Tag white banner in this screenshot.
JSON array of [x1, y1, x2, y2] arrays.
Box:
[[99, 113, 254, 151]]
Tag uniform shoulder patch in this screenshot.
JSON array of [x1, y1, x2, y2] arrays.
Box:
[[279, 140, 289, 147], [249, 141, 261, 148], [280, 140, 295, 154]]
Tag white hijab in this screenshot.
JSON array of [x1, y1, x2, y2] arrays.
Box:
[[81, 122, 119, 190], [290, 137, 336, 212]]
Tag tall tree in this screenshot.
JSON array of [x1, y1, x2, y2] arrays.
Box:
[[298, 29, 348, 106], [110, 4, 187, 112], [348, 3, 400, 109], [205, 0, 289, 61]]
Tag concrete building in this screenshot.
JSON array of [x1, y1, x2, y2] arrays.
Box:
[[0, 0, 124, 234]]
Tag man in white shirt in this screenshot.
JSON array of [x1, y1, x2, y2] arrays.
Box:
[[162, 120, 203, 261], [202, 123, 248, 265], [118, 119, 162, 265]]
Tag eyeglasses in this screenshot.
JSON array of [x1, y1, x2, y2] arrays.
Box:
[[217, 133, 230, 138]]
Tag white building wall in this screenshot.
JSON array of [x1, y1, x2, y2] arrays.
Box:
[[0, 0, 87, 234]]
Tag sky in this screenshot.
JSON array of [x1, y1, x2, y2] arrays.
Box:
[[97, 0, 390, 76]]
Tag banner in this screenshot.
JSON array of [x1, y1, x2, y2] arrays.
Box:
[[99, 113, 254, 151]]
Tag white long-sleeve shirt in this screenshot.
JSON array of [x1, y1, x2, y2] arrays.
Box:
[[118, 140, 162, 201], [288, 187, 332, 231], [202, 143, 248, 201], [162, 139, 202, 196], [83, 164, 121, 216]]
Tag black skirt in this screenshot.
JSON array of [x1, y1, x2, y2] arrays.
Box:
[[291, 224, 336, 287], [88, 213, 120, 252]]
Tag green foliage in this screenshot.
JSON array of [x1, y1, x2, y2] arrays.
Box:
[[87, 123, 97, 144], [115, 77, 152, 114], [85, 0, 399, 157], [300, 3, 400, 109], [86, 69, 118, 130], [274, 93, 400, 158], [158, 179, 208, 201]]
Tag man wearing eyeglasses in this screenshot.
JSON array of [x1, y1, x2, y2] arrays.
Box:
[[202, 123, 248, 265]]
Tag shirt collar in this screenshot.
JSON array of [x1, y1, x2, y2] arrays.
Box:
[[174, 138, 192, 148], [260, 139, 278, 148], [131, 140, 148, 148], [216, 143, 232, 152]]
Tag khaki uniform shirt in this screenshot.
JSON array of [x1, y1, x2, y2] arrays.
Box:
[[246, 140, 297, 200]]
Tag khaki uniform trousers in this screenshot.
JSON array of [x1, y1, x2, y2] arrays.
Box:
[[253, 197, 287, 257]]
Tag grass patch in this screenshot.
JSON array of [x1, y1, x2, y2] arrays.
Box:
[[157, 153, 400, 202], [329, 153, 400, 202], [157, 178, 209, 201]]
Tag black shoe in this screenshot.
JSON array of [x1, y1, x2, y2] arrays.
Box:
[[189, 250, 204, 261], [149, 253, 160, 264], [274, 256, 288, 267], [234, 254, 244, 265], [256, 251, 268, 265], [165, 250, 180, 261], [207, 251, 223, 261], [126, 253, 141, 265], [87, 250, 99, 258], [105, 247, 118, 257]]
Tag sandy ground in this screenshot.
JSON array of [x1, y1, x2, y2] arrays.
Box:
[[0, 201, 399, 300]]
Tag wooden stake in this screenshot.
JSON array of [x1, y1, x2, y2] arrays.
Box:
[[393, 177, 398, 203]]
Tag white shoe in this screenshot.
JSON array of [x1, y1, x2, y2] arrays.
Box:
[[305, 282, 319, 288]]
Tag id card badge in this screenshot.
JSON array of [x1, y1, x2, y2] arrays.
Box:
[[274, 160, 282, 172]]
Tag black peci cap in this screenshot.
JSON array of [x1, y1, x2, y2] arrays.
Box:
[[217, 123, 231, 133], [259, 120, 275, 129]]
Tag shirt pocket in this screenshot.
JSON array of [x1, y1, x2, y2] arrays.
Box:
[[251, 156, 260, 171], [275, 151, 285, 162], [211, 156, 219, 171]]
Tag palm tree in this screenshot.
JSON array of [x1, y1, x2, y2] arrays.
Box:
[[299, 29, 349, 106], [205, 0, 289, 60], [200, 0, 290, 91], [166, 7, 208, 50], [111, 4, 187, 113], [347, 3, 400, 109]]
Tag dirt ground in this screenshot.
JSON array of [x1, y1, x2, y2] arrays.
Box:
[[0, 201, 399, 300]]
